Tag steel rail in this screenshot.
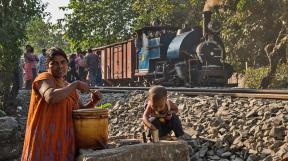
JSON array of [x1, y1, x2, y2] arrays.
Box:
[[91, 87, 288, 94], [90, 87, 288, 100], [181, 92, 288, 100]]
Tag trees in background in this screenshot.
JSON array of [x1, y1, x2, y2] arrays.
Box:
[[25, 17, 72, 54], [62, 0, 136, 49], [0, 0, 45, 114], [62, 0, 287, 69], [219, 0, 287, 88], [62, 0, 204, 49], [132, 0, 203, 29], [221, 0, 287, 70], [260, 21, 287, 88]]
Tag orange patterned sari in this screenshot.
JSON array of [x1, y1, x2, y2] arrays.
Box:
[[21, 72, 79, 161]]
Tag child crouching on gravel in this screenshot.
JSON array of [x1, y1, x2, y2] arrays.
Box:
[[142, 86, 188, 141]]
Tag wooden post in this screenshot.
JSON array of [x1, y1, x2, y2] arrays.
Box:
[[245, 62, 248, 71]]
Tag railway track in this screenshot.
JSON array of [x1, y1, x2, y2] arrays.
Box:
[[90, 87, 288, 100]]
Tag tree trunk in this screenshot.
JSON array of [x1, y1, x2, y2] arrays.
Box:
[[260, 23, 287, 89]]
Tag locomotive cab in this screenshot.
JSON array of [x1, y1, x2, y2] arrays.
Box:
[[135, 26, 177, 76]]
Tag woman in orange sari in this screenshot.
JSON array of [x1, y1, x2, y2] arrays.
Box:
[[21, 47, 101, 161]]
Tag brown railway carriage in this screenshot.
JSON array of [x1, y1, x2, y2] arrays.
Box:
[[92, 39, 138, 85]]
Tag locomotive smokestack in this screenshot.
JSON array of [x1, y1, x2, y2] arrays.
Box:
[[203, 11, 212, 38], [203, 0, 223, 37]]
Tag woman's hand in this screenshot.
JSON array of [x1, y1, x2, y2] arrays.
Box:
[[80, 90, 102, 109], [76, 81, 90, 93]]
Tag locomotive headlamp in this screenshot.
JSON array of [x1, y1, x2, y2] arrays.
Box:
[[208, 20, 221, 33]]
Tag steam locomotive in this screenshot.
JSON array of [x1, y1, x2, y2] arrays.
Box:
[[94, 11, 233, 87]]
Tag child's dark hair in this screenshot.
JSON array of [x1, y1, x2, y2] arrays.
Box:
[[148, 86, 167, 103]]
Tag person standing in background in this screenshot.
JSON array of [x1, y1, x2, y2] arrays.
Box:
[[68, 54, 79, 82], [23, 45, 34, 89], [38, 48, 47, 73], [30, 47, 39, 81], [75, 48, 86, 81], [96, 51, 102, 86], [85, 48, 98, 86], [82, 51, 88, 81]]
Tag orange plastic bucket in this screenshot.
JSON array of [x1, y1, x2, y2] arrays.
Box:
[[72, 108, 108, 149]]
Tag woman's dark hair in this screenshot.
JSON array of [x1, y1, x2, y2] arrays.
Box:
[[46, 47, 68, 66]]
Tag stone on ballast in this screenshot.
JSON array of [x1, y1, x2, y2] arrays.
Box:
[[221, 151, 232, 158], [0, 117, 21, 161], [178, 103, 185, 111], [269, 127, 286, 140], [230, 136, 243, 150], [206, 149, 214, 156], [231, 157, 244, 161], [246, 109, 258, 118], [262, 148, 275, 155], [208, 155, 220, 160], [198, 146, 208, 157], [263, 155, 273, 161], [274, 143, 288, 158], [0, 110, 6, 117], [219, 159, 230, 161], [248, 149, 258, 155], [246, 155, 258, 161]]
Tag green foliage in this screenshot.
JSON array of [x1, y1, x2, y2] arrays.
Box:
[[244, 64, 288, 88], [25, 17, 50, 51], [0, 0, 45, 113], [132, 0, 203, 29], [221, 0, 288, 67], [270, 64, 288, 88], [63, 0, 137, 49], [25, 17, 72, 54], [62, 0, 204, 49], [229, 61, 246, 73], [243, 67, 269, 88]]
